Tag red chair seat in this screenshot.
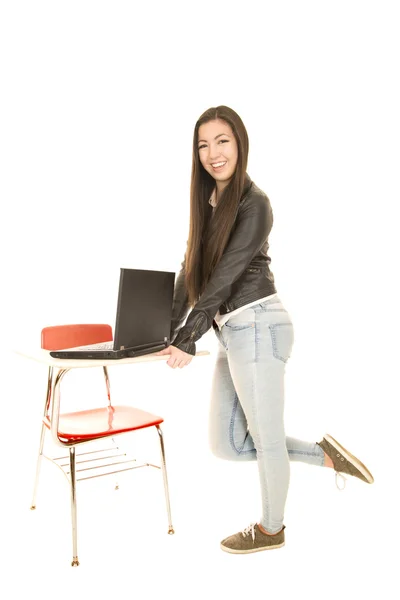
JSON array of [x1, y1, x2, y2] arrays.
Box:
[[43, 406, 164, 442]]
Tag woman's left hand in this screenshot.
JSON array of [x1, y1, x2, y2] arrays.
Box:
[[154, 345, 194, 369]]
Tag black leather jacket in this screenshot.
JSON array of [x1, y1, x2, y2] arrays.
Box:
[[170, 173, 277, 355]]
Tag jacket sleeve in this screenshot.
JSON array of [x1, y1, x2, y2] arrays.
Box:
[[172, 193, 273, 355], [170, 244, 191, 343]]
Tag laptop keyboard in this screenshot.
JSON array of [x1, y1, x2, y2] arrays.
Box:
[[75, 342, 114, 350]]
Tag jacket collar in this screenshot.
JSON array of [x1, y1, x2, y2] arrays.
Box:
[[209, 188, 217, 207]]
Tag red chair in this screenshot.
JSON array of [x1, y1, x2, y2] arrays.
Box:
[[31, 324, 174, 566]]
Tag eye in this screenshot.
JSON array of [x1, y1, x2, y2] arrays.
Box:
[[198, 140, 228, 150]]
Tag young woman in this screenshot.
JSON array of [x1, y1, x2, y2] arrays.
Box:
[[155, 105, 374, 554]]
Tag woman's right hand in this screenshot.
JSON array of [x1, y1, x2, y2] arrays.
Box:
[[154, 345, 193, 369]]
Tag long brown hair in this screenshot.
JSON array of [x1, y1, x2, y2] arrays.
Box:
[[184, 105, 249, 307]]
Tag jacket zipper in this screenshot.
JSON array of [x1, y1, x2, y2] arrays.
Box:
[[190, 315, 204, 339]]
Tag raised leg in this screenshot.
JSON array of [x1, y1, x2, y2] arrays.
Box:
[[156, 425, 174, 534]]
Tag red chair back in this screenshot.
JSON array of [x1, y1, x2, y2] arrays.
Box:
[[41, 324, 113, 351]]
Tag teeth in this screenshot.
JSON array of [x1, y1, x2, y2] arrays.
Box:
[[212, 162, 226, 168]]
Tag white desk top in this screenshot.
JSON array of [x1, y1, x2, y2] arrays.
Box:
[[13, 347, 210, 369]]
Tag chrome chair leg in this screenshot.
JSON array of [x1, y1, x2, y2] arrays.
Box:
[[30, 422, 46, 510], [69, 446, 79, 566], [103, 366, 111, 405], [31, 366, 53, 510], [156, 425, 174, 534]]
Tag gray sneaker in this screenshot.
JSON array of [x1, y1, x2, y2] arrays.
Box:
[[317, 433, 374, 490], [220, 523, 286, 554]]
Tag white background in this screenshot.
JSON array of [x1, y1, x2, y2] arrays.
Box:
[[1, 1, 399, 598]]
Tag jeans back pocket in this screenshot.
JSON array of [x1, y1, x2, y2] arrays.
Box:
[[269, 321, 294, 363]]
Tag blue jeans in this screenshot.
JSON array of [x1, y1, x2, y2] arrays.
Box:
[[209, 295, 325, 534]]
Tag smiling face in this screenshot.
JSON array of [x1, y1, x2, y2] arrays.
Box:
[[197, 119, 238, 193]]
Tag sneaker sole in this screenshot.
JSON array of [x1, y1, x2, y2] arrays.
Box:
[[220, 541, 285, 554], [324, 433, 374, 483]]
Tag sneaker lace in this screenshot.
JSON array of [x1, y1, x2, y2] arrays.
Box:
[[241, 523, 256, 541], [335, 470, 347, 491]]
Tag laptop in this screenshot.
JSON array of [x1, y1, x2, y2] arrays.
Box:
[[50, 268, 175, 360]]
